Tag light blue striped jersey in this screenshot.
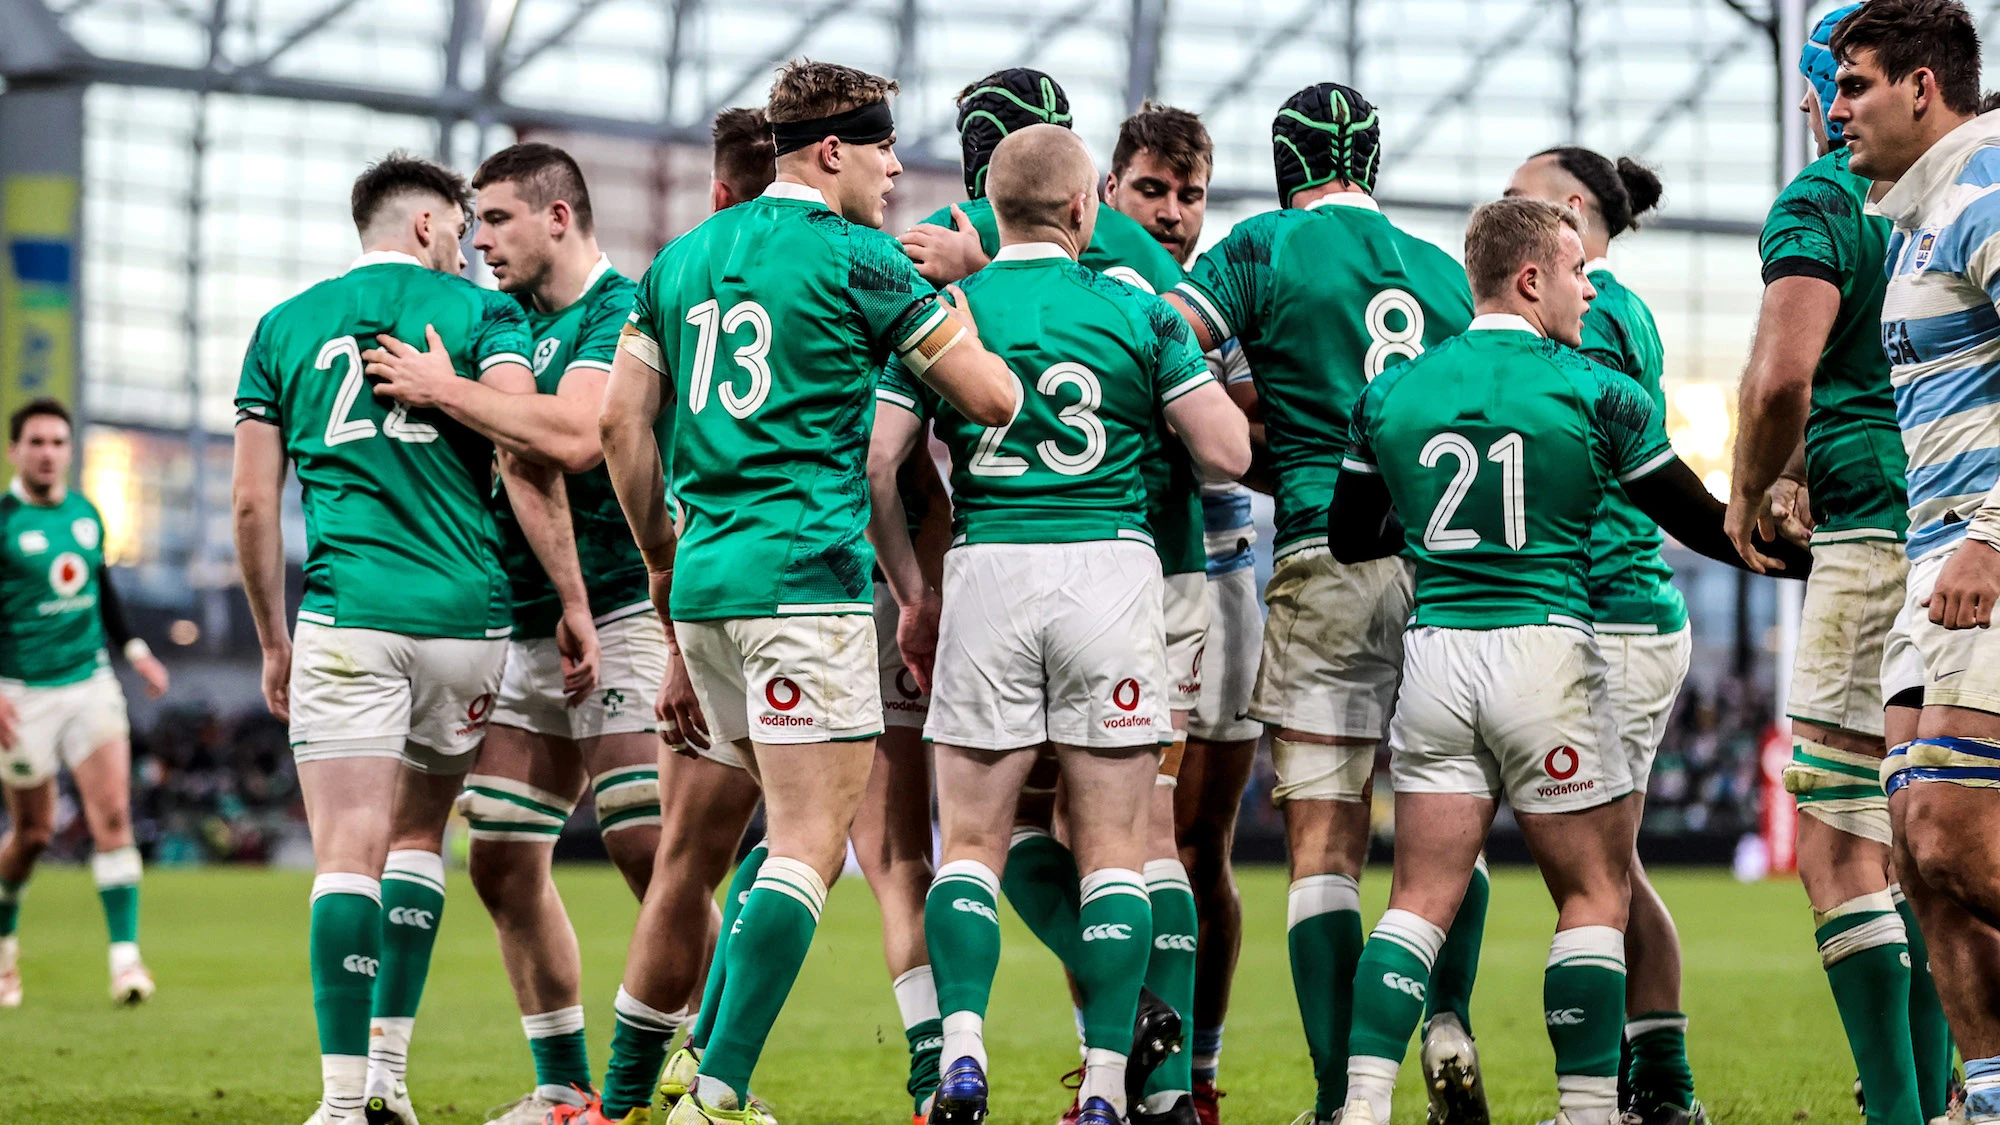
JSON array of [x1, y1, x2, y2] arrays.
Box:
[[1875, 114, 2000, 560], [1201, 337, 1258, 577]]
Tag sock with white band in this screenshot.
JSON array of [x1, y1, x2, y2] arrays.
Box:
[[310, 873, 381, 1121], [1290, 874, 1364, 1120], [522, 1005, 591, 1105], [1345, 907, 1448, 1122], [367, 849, 446, 1102]]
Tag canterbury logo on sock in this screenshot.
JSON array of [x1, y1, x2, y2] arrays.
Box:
[[385, 907, 435, 930], [913, 1036, 944, 1052], [1154, 933, 1197, 952], [1382, 972, 1425, 1000], [342, 955, 379, 977], [1081, 923, 1134, 942], [952, 898, 998, 923], [1545, 1007, 1586, 1026]]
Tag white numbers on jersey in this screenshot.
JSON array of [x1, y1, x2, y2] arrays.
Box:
[[1419, 430, 1527, 552], [968, 363, 1107, 478], [1363, 289, 1426, 380], [317, 336, 438, 447], [686, 299, 773, 420], [1101, 266, 1157, 294]]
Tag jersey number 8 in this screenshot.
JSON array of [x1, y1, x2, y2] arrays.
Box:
[[970, 363, 1106, 478], [1420, 431, 1526, 552], [319, 336, 439, 447], [1364, 289, 1425, 380]]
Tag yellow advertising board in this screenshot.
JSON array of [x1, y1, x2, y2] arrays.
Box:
[[0, 174, 79, 431]]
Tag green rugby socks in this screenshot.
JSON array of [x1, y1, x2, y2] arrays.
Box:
[[893, 966, 944, 1115], [1075, 868, 1153, 1118], [1545, 926, 1627, 1125], [0, 874, 23, 939], [523, 1005, 592, 1106], [92, 846, 142, 972], [367, 849, 446, 1101], [1345, 908, 1447, 1122], [1291, 874, 1364, 1119], [1624, 1011, 1695, 1114], [1425, 855, 1488, 1032], [603, 987, 686, 1117], [310, 872, 381, 1121], [1818, 891, 1922, 1125], [688, 838, 766, 1052], [1141, 858, 1199, 1114], [1896, 885, 1954, 1121], [698, 855, 827, 1105], [929, 859, 1003, 1073], [1002, 827, 1083, 968]]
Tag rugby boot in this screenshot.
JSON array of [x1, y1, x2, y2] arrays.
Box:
[[363, 1082, 420, 1125], [932, 1055, 990, 1125], [1189, 1081, 1222, 1125], [483, 1088, 587, 1124], [110, 959, 154, 1005], [1073, 1097, 1122, 1125], [541, 1095, 650, 1125], [658, 1046, 701, 1107], [1421, 1013, 1489, 1125], [1127, 987, 1185, 1111], [1131, 1093, 1198, 1125], [1618, 1102, 1708, 1125]]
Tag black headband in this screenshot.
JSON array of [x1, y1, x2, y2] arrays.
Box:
[[771, 101, 896, 156]]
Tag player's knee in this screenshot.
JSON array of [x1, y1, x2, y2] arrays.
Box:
[[5, 821, 52, 857], [1901, 812, 1981, 896], [467, 840, 547, 914]]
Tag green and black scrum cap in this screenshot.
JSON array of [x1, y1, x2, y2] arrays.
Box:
[[1272, 82, 1381, 205]]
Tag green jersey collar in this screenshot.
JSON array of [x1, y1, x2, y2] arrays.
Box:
[[1468, 312, 1542, 336], [763, 181, 830, 208], [8, 477, 63, 507], [347, 250, 426, 272], [991, 242, 1071, 262], [1583, 257, 1612, 276], [1303, 192, 1379, 213]]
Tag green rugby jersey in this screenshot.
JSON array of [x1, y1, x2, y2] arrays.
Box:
[[1578, 263, 1687, 633], [490, 257, 649, 637], [1343, 317, 1676, 629], [1178, 195, 1474, 556], [626, 182, 960, 621], [875, 243, 1211, 544], [1759, 147, 1909, 542], [236, 251, 528, 639], [0, 485, 111, 685], [917, 197, 1203, 573]]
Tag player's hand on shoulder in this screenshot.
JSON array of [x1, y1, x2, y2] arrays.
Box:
[[1926, 538, 2000, 630], [900, 205, 988, 286], [363, 324, 456, 408]]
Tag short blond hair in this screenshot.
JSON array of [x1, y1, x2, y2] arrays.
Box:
[[987, 125, 1096, 235], [1464, 197, 1581, 301], [766, 60, 898, 124]]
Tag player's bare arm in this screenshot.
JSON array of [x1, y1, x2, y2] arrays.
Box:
[[913, 285, 1017, 426], [899, 204, 989, 285], [865, 402, 940, 692], [230, 417, 292, 722], [1630, 457, 1813, 577], [903, 441, 953, 588], [1726, 275, 1839, 570], [95, 564, 168, 698], [363, 326, 603, 472], [1162, 380, 1252, 483]]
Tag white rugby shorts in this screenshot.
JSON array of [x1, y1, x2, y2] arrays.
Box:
[[1597, 627, 1691, 794], [288, 621, 509, 774], [0, 668, 129, 789], [1898, 545, 2000, 716], [924, 540, 1169, 751], [1187, 565, 1264, 743], [874, 585, 930, 730], [1389, 624, 1629, 814], [1163, 571, 1210, 714], [1791, 539, 1908, 736], [675, 613, 882, 746], [490, 609, 668, 741]]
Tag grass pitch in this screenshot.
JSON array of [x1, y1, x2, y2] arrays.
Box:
[[1, 864, 1863, 1123]]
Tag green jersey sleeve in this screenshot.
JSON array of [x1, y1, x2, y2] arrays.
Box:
[[1591, 365, 1676, 484], [876, 357, 934, 419], [470, 291, 533, 373], [570, 282, 632, 372], [236, 313, 280, 422], [846, 230, 963, 373], [1759, 171, 1853, 286], [1578, 306, 1635, 375], [1175, 215, 1277, 344], [1341, 382, 1380, 473], [1146, 297, 1212, 403]]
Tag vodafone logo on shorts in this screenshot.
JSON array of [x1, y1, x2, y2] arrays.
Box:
[[1176, 646, 1203, 697], [456, 693, 495, 736], [886, 667, 926, 714], [760, 676, 815, 729], [1543, 746, 1580, 780], [1103, 677, 1151, 731]]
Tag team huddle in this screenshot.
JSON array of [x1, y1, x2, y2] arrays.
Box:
[[9, 0, 2000, 1123]]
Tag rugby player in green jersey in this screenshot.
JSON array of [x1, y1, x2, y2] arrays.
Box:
[[231, 153, 596, 1125], [867, 123, 1250, 1125], [596, 62, 1015, 1125], [0, 398, 169, 1010], [1725, 10, 1951, 1123], [1163, 82, 1478, 1125], [1505, 147, 1705, 1125], [1326, 198, 1807, 1125], [354, 141, 668, 1124]]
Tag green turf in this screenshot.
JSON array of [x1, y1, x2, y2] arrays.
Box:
[[0, 863, 1863, 1122]]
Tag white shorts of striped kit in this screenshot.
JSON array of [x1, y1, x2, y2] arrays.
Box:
[[490, 610, 669, 741]]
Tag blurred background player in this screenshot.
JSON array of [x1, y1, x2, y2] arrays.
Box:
[[597, 61, 1014, 1125], [1104, 100, 1228, 1125], [0, 397, 169, 1009], [1163, 82, 1477, 1125], [1505, 147, 1706, 1125], [1327, 197, 1807, 1125], [232, 152, 595, 1125], [1726, 7, 1949, 1123], [1830, 3, 2000, 1121], [869, 123, 1249, 1125], [355, 140, 659, 1125]]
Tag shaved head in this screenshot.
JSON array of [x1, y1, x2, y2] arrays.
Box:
[[987, 123, 1098, 243]]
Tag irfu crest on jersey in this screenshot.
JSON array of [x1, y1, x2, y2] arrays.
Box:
[[72, 518, 100, 551], [533, 336, 562, 375]]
